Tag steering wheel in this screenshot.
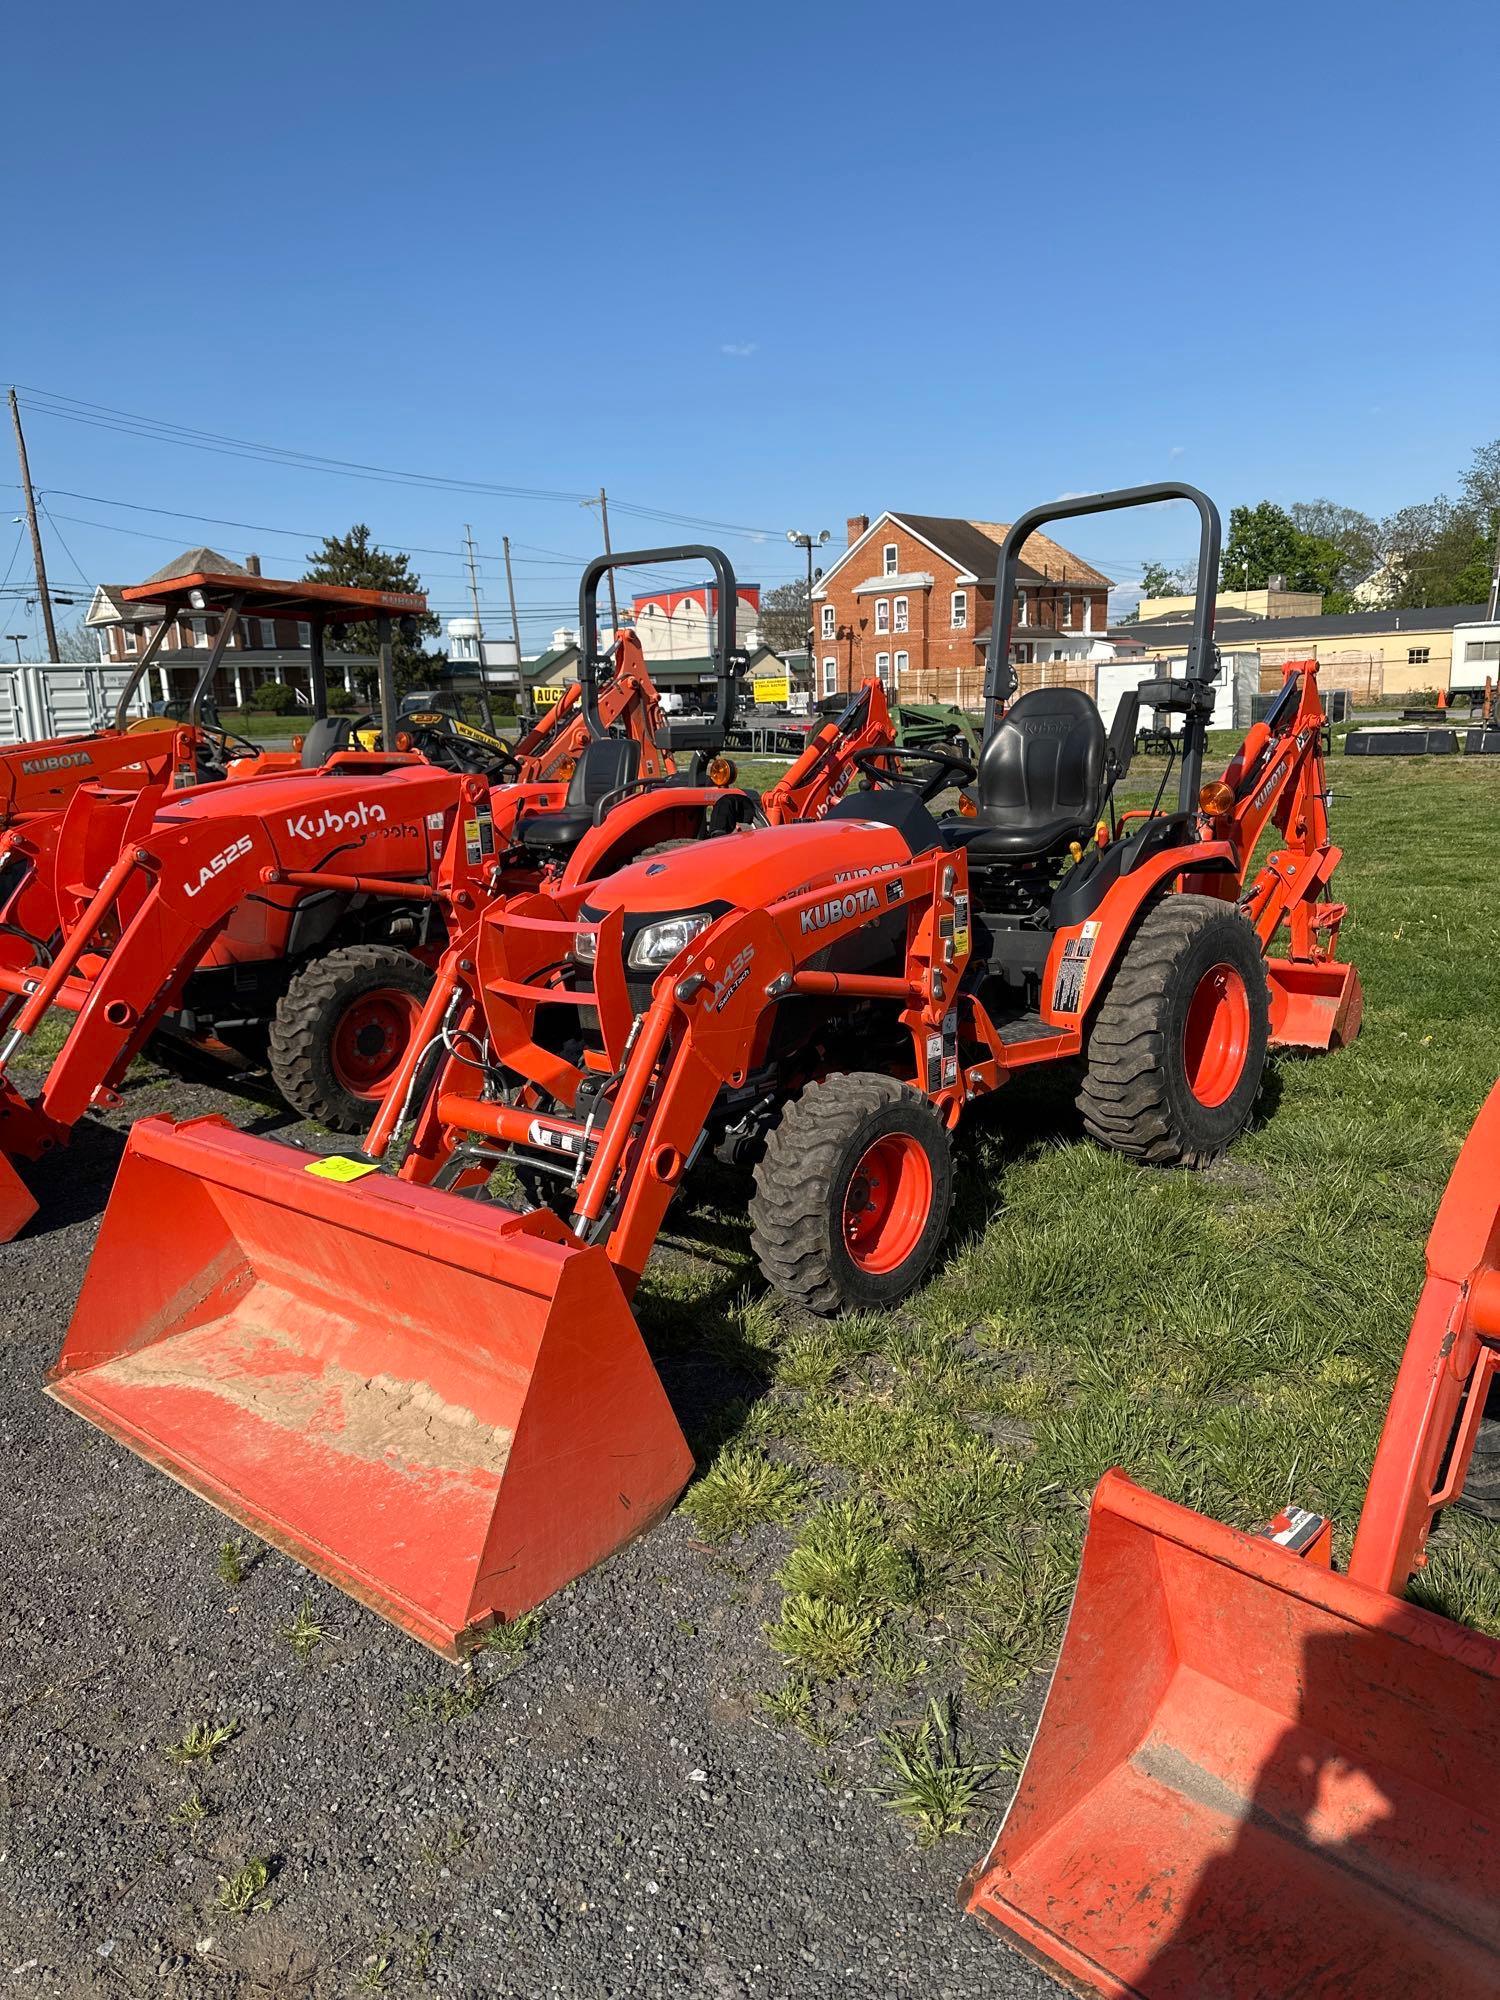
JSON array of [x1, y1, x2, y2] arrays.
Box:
[[405, 720, 522, 780], [852, 743, 977, 803], [195, 724, 262, 765]]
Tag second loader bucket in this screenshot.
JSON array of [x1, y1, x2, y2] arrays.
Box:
[[965, 1471, 1500, 2000], [47, 1116, 694, 1656]]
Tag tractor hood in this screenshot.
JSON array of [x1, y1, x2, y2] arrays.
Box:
[[578, 816, 915, 923]]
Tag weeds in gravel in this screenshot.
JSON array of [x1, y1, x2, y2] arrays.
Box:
[[216, 1538, 252, 1586], [679, 1444, 811, 1541], [355, 1945, 393, 1990], [406, 1676, 486, 1725], [165, 1719, 238, 1766], [214, 1856, 272, 1916], [765, 1593, 879, 1679], [280, 1601, 327, 1661], [471, 1608, 542, 1660], [416, 1820, 470, 1870], [166, 1790, 209, 1828], [758, 1676, 815, 1734], [875, 1697, 1003, 1847]]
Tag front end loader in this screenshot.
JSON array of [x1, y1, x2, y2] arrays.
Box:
[[963, 1078, 1500, 1999], [42, 485, 1364, 1653]]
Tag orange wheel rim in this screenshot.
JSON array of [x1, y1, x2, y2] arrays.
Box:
[[841, 1132, 933, 1275], [330, 987, 421, 1099], [1182, 962, 1251, 1108]]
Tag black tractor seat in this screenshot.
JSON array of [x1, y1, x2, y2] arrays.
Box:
[[941, 687, 1106, 863], [519, 736, 643, 853]]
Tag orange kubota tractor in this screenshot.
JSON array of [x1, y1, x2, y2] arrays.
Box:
[[40, 485, 1363, 1656], [0, 565, 448, 988], [0, 545, 886, 1240], [964, 1076, 1500, 1999]]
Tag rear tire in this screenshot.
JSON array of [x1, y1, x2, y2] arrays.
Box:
[[268, 942, 430, 1132], [749, 1073, 953, 1315], [1458, 1416, 1500, 1521], [1078, 894, 1269, 1167]]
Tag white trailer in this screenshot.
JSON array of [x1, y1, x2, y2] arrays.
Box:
[[0, 662, 152, 747], [1449, 621, 1500, 704], [1095, 650, 1260, 735]]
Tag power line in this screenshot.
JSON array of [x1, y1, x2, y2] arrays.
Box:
[[11, 383, 788, 541]]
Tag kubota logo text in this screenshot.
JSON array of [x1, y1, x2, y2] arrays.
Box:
[[800, 886, 878, 934], [285, 800, 388, 842], [183, 836, 253, 898]]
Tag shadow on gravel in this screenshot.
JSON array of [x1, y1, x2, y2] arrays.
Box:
[[13, 1116, 127, 1237]]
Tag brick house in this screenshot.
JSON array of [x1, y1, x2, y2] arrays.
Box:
[[811, 513, 1113, 706]]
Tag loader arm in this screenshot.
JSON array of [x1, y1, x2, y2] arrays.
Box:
[[759, 679, 897, 825], [0, 766, 478, 1203]]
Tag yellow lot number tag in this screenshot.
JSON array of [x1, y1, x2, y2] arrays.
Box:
[[305, 1155, 380, 1183]]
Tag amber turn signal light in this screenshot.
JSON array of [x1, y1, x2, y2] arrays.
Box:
[[1199, 780, 1235, 816], [708, 755, 736, 788]]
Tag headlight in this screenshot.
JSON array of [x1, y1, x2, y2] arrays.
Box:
[[572, 925, 597, 963], [628, 911, 713, 970]]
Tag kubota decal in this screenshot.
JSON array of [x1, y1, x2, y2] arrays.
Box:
[[800, 886, 878, 934], [182, 836, 253, 898], [285, 800, 388, 842], [19, 749, 93, 775]]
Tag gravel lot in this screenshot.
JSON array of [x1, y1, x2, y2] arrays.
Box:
[[0, 1057, 1056, 1999]]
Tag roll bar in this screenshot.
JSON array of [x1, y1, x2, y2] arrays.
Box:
[[577, 545, 740, 742], [984, 482, 1222, 817]]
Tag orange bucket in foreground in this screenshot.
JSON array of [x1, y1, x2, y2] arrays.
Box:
[[47, 1116, 694, 1656], [965, 1470, 1500, 1999]]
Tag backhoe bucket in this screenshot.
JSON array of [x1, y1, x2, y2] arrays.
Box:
[[1266, 955, 1363, 1050], [965, 1471, 1500, 1999], [47, 1116, 694, 1656]]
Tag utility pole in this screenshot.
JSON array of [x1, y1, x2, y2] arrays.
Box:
[[1487, 510, 1500, 622], [502, 534, 529, 722], [582, 487, 620, 637], [786, 529, 831, 695], [8, 389, 59, 662], [462, 523, 487, 673]]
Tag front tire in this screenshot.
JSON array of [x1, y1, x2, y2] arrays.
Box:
[[268, 942, 430, 1131], [749, 1073, 954, 1314], [1078, 894, 1270, 1167]]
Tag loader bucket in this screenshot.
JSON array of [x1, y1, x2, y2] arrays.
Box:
[[1266, 955, 1363, 1051], [965, 1471, 1500, 2000], [47, 1116, 694, 1656]]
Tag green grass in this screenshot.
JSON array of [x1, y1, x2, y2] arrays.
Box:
[[664, 752, 1500, 1732]]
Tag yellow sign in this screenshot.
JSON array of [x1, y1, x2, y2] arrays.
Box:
[[305, 1155, 380, 1183], [753, 674, 791, 707], [532, 684, 566, 707]]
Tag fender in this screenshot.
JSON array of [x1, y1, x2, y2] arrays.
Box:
[[1040, 838, 1238, 1028]]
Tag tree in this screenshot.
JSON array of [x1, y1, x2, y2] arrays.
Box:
[[54, 618, 101, 664], [1139, 561, 1181, 600], [758, 576, 811, 654], [1459, 436, 1500, 517], [1380, 495, 1497, 609], [1287, 500, 1379, 595], [303, 525, 442, 695]]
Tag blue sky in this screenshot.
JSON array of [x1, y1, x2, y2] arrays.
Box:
[[3, 0, 1496, 649]]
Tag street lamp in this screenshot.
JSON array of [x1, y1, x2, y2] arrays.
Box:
[[786, 529, 831, 689], [6, 634, 26, 664]]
